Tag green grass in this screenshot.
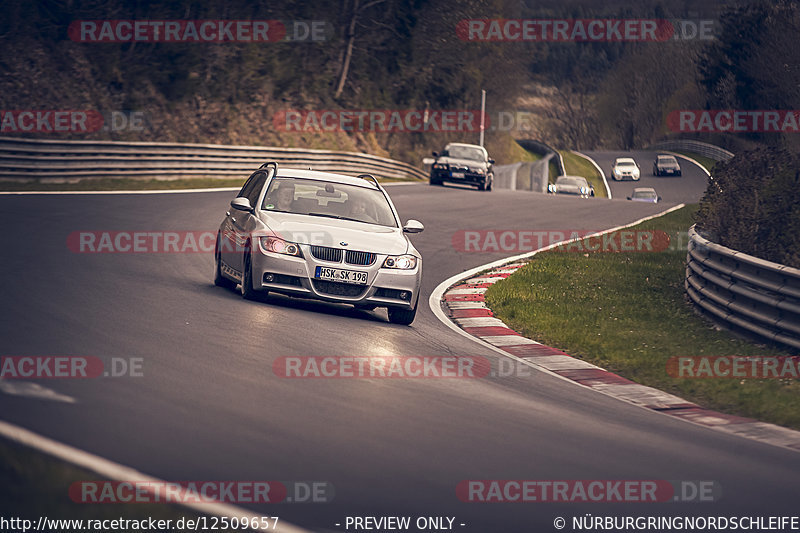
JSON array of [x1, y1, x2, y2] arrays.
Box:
[[0, 174, 420, 192], [485, 204, 800, 430], [671, 151, 718, 174], [560, 150, 608, 198], [0, 437, 240, 532]]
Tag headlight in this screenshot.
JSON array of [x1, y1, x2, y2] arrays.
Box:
[[580, 187, 588, 194], [548, 184, 556, 193], [259, 236, 303, 257], [474, 168, 485, 175], [382, 255, 417, 270]]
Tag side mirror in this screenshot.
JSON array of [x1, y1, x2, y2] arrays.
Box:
[[432, 151, 439, 157], [231, 197, 253, 212], [403, 219, 424, 234], [626, 196, 632, 200], [488, 158, 495, 164]]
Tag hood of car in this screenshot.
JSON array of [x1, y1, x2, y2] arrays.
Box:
[[630, 197, 658, 203], [435, 156, 489, 171], [260, 212, 411, 255]]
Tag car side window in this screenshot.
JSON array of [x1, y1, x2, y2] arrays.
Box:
[[247, 172, 268, 207], [237, 172, 260, 199]]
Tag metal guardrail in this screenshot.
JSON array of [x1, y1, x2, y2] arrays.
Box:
[[0, 136, 428, 181], [649, 139, 734, 162], [685, 225, 800, 349]]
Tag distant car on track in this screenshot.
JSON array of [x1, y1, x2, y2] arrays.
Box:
[[611, 157, 641, 181], [653, 154, 682, 176], [548, 175, 595, 197], [429, 142, 494, 190], [214, 163, 424, 325], [627, 187, 661, 203]]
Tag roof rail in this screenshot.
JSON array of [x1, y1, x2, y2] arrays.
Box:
[[259, 161, 278, 174], [357, 173, 380, 188]]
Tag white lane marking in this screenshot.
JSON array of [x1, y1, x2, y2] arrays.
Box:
[[447, 287, 487, 295], [480, 335, 539, 346], [0, 419, 310, 533], [454, 317, 507, 327], [571, 150, 611, 199], [664, 150, 712, 176], [446, 301, 488, 310], [0, 379, 77, 403], [528, 356, 602, 371]]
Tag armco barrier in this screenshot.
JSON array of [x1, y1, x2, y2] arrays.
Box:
[[649, 139, 734, 162], [685, 225, 800, 350], [0, 137, 427, 181]]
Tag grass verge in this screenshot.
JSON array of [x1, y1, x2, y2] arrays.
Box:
[[0, 437, 240, 532], [484, 204, 800, 430], [560, 150, 608, 198], [671, 151, 718, 174]]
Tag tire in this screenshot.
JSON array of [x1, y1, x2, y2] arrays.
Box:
[[240, 250, 265, 301], [387, 305, 417, 325], [214, 234, 236, 290], [485, 174, 493, 191]]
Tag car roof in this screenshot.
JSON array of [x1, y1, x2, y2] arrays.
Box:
[[274, 167, 379, 190], [657, 154, 677, 160], [445, 142, 488, 152], [615, 157, 636, 164]]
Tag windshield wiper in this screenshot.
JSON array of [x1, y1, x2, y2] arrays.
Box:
[[306, 212, 346, 219]]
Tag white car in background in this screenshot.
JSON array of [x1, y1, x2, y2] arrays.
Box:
[[611, 157, 641, 181]]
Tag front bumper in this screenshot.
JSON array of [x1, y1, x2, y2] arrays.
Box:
[[249, 244, 421, 310], [431, 168, 488, 186]]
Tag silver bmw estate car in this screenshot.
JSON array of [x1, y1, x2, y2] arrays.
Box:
[[214, 163, 424, 325]]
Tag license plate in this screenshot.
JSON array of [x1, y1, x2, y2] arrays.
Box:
[[315, 266, 368, 285], [451, 172, 465, 178]]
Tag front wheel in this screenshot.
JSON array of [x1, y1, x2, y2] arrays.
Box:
[[387, 305, 417, 325], [240, 251, 266, 301]]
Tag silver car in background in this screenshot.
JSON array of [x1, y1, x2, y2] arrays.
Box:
[[548, 175, 595, 197], [214, 163, 424, 325]]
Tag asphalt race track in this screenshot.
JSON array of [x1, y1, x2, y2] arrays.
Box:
[[585, 150, 710, 203], [2, 171, 799, 532]]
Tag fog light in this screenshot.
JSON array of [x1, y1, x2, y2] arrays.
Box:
[[264, 273, 274, 282], [399, 291, 409, 300]]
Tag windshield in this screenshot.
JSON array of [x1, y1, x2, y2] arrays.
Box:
[[617, 161, 636, 167], [262, 177, 398, 228], [658, 156, 678, 165], [633, 190, 657, 199], [445, 145, 486, 162], [556, 177, 586, 187]]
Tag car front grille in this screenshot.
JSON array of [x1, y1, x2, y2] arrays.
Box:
[[345, 250, 376, 266], [310, 245, 343, 262], [312, 280, 367, 297]]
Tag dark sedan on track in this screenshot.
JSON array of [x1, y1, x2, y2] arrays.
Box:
[[653, 154, 682, 176], [429, 142, 494, 190]]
